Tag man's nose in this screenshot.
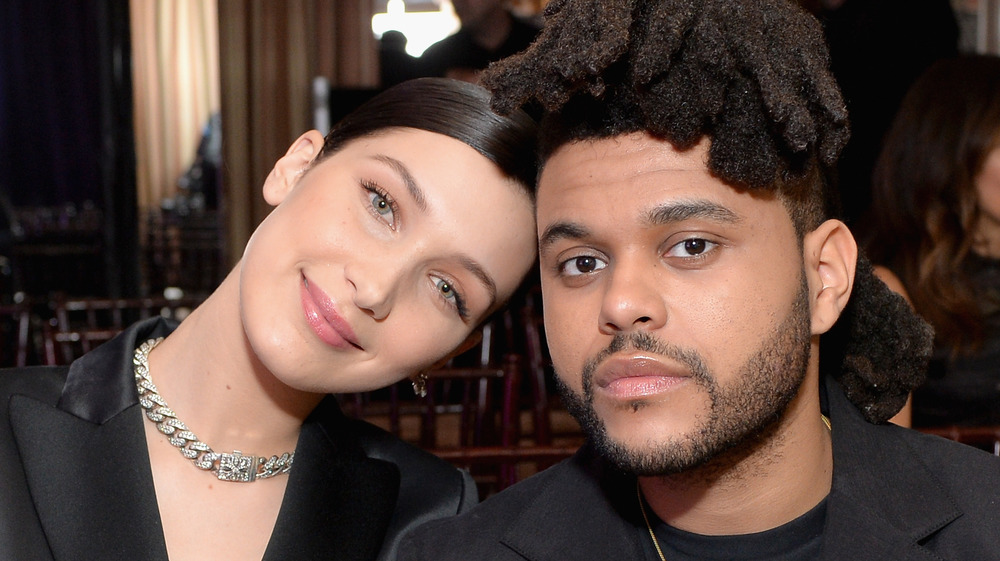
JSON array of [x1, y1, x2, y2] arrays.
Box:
[[597, 257, 667, 335]]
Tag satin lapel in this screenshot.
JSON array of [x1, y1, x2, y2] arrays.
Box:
[[9, 396, 168, 561], [263, 407, 401, 561]]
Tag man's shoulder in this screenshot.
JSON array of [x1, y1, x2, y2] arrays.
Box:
[[897, 425, 1000, 488], [398, 455, 588, 560]]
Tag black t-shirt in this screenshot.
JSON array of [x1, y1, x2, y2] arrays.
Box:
[[638, 497, 827, 561]]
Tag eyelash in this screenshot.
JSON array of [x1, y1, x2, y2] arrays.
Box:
[[359, 180, 469, 319], [432, 275, 469, 319], [361, 180, 399, 228]]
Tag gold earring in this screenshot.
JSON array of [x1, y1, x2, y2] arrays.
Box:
[[411, 372, 428, 398]]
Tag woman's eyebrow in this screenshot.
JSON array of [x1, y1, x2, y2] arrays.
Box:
[[457, 255, 498, 312], [371, 154, 427, 212]]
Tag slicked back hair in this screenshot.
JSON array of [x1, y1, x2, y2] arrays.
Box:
[[318, 77, 538, 197]]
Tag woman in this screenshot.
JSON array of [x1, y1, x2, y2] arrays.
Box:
[[867, 55, 1000, 427], [0, 78, 539, 561]]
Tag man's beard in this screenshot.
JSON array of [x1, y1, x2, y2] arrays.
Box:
[[555, 277, 813, 476]]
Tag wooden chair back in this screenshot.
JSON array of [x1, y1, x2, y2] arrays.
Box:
[[42, 294, 202, 365], [920, 425, 1000, 456]]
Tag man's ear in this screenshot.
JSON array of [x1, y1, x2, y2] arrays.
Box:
[[803, 219, 857, 335], [262, 130, 326, 206]]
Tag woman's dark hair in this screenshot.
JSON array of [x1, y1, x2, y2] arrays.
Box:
[[867, 55, 1000, 355], [317, 77, 538, 195]]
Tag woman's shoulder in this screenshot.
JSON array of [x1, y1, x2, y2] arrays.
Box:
[[345, 417, 478, 561], [348, 417, 468, 485], [0, 366, 68, 408]]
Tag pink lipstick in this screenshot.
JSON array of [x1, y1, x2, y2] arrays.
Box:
[[300, 275, 361, 350]]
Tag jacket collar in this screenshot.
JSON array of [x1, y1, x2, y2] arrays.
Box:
[[499, 446, 646, 561], [11, 318, 400, 561], [822, 375, 962, 561], [497, 377, 965, 561]]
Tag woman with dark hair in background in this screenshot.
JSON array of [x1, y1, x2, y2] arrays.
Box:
[[868, 55, 1000, 428], [0, 77, 539, 561]]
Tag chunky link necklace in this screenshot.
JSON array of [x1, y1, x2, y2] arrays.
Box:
[[133, 337, 294, 482]]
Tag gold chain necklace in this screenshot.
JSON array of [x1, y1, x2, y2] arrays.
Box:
[[636, 414, 832, 560]]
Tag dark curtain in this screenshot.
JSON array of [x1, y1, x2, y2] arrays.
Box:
[[0, 0, 139, 298]]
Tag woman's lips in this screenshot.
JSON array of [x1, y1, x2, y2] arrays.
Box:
[[300, 275, 361, 350], [594, 357, 689, 399]]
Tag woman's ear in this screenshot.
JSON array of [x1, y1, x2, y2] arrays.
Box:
[[261, 130, 326, 206], [803, 219, 858, 335]]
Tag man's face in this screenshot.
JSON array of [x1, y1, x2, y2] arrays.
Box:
[[537, 133, 813, 475]]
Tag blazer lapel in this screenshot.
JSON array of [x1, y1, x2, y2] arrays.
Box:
[[822, 378, 963, 561], [500, 448, 646, 561], [9, 396, 168, 561], [263, 400, 401, 561]]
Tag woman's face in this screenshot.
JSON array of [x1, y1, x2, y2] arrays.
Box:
[[239, 128, 537, 393], [975, 144, 1000, 234]]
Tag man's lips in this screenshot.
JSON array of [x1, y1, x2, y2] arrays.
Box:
[[593, 356, 689, 399], [301, 275, 362, 350]]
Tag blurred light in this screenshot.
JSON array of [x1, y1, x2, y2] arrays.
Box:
[[372, 0, 460, 57]]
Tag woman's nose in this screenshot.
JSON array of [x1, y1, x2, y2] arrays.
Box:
[[347, 260, 403, 321]]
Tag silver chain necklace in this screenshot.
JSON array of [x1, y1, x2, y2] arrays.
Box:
[[133, 337, 294, 482]]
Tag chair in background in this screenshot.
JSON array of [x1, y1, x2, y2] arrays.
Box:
[[341, 307, 581, 497], [920, 425, 1000, 456], [42, 294, 203, 365]]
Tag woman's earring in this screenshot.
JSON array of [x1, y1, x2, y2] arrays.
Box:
[[411, 372, 428, 398]]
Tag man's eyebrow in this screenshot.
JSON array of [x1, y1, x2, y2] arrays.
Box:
[[458, 255, 498, 312], [539, 222, 591, 255], [372, 154, 427, 212], [646, 200, 742, 226]]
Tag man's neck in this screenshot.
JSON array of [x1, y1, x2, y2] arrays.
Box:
[[638, 376, 833, 536]]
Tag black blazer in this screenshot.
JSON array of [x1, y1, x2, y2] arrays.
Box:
[[1, 318, 476, 561], [400, 376, 1000, 560]]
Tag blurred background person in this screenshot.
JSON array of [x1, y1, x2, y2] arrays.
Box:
[[867, 55, 1000, 428], [418, 0, 540, 83], [802, 0, 959, 231]]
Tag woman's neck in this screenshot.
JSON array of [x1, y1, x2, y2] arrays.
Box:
[[144, 270, 324, 456]]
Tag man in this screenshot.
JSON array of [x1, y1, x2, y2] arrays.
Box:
[[399, 0, 1000, 559], [418, 0, 539, 83]]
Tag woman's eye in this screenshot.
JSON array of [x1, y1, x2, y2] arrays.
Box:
[[432, 276, 468, 319], [665, 238, 718, 258], [559, 255, 608, 277], [363, 182, 397, 227]]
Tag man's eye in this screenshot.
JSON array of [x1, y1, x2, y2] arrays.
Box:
[[665, 238, 717, 258], [560, 255, 607, 276]]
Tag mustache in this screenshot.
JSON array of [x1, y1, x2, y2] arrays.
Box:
[[581, 331, 712, 395]]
